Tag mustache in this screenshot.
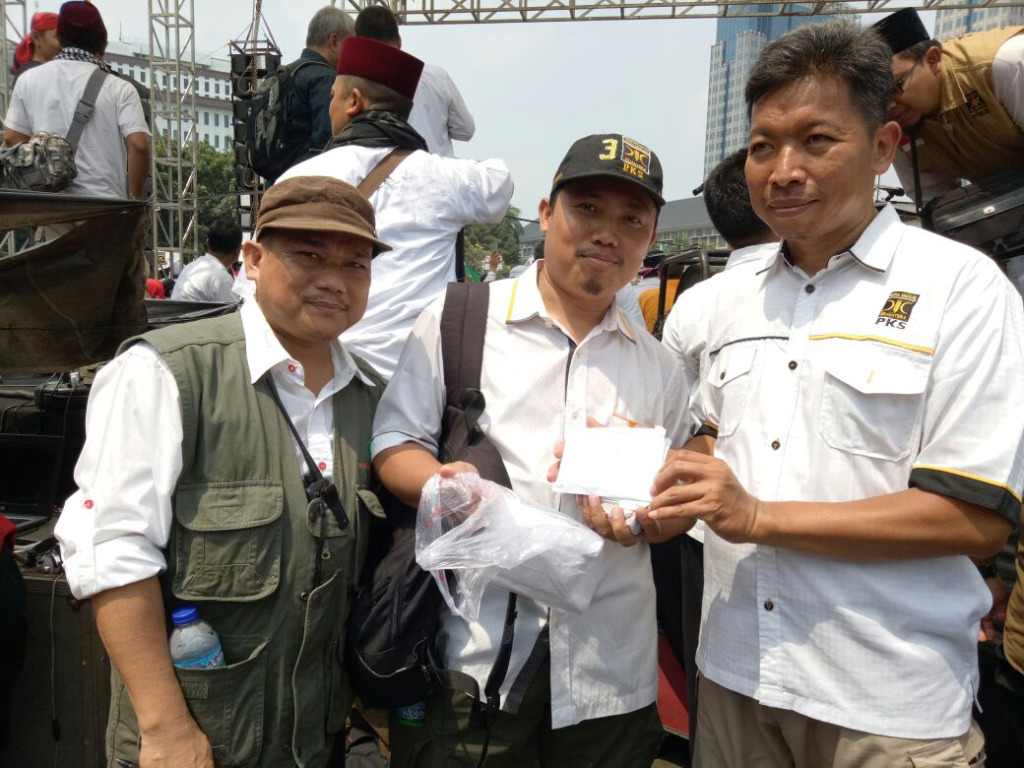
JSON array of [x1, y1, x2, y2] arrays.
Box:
[[576, 248, 621, 264], [303, 294, 351, 310]]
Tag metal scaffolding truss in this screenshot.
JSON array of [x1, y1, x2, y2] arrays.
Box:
[[336, 0, 1024, 24], [0, 0, 26, 119], [149, 0, 199, 267]]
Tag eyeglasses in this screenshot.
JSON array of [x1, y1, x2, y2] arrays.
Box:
[[893, 59, 922, 96]]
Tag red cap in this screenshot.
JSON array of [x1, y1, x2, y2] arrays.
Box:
[[336, 37, 423, 101], [13, 35, 32, 71], [32, 12, 59, 32], [58, 1, 107, 50]]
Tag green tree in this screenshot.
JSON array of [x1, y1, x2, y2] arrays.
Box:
[[464, 205, 524, 276], [195, 141, 238, 243]]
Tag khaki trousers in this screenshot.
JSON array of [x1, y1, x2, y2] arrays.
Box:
[[390, 656, 663, 768], [694, 675, 986, 768]]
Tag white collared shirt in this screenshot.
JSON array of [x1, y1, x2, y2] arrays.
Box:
[[170, 253, 237, 303], [372, 263, 691, 728], [279, 146, 514, 378], [408, 63, 476, 158], [55, 300, 376, 600], [694, 205, 1024, 738], [660, 241, 779, 543]]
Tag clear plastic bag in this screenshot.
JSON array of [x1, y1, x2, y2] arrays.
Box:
[[415, 472, 605, 621]]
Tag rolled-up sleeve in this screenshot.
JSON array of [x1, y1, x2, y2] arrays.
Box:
[[908, 258, 1024, 524], [371, 300, 447, 458], [55, 344, 183, 599]]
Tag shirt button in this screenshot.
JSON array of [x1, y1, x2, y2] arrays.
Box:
[[287, 364, 297, 372], [299, 591, 309, 602], [572, 410, 579, 420], [788, 361, 798, 370], [84, 499, 94, 509], [771, 440, 781, 450], [283, 743, 291, 753], [764, 599, 775, 612], [719, 371, 726, 380], [318, 461, 327, 471], [805, 284, 815, 294]]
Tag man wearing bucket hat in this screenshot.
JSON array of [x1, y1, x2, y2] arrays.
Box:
[[56, 176, 390, 767], [277, 36, 513, 379], [373, 134, 693, 767]]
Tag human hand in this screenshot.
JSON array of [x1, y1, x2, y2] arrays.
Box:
[[648, 449, 763, 544], [547, 416, 604, 483], [438, 461, 479, 479], [139, 712, 214, 768], [979, 574, 1009, 643]]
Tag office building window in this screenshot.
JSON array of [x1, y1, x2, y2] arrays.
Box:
[[214, 135, 220, 148], [204, 112, 209, 126], [214, 113, 219, 127], [215, 82, 220, 95]]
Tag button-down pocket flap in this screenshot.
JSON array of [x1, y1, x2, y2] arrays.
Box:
[[818, 345, 930, 395], [709, 346, 757, 388], [176, 482, 283, 532], [356, 487, 386, 519]]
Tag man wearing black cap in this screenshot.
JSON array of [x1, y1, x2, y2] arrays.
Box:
[[372, 134, 693, 767], [56, 176, 391, 767], [4, 1, 150, 201], [873, 8, 1024, 293], [276, 36, 512, 379]]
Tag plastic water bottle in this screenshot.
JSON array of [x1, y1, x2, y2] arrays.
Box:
[[169, 606, 226, 670], [395, 701, 426, 727]]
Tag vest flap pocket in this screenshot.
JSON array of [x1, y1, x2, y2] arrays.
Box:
[[175, 481, 283, 531], [173, 482, 283, 602], [175, 633, 268, 768], [818, 343, 930, 395], [357, 487, 386, 519]]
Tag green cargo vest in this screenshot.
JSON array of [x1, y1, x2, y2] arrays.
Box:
[[104, 312, 386, 768], [915, 27, 1024, 184]]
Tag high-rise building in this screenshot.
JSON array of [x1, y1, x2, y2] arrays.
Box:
[[104, 40, 235, 151], [703, 7, 839, 177], [935, 3, 1024, 40]]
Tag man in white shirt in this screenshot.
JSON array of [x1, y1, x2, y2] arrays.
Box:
[[874, 8, 1024, 294], [281, 37, 512, 378], [55, 177, 391, 767], [171, 219, 242, 303], [354, 5, 476, 157], [658, 146, 777, 759], [647, 21, 1024, 767], [3, 2, 149, 200], [373, 133, 693, 767]]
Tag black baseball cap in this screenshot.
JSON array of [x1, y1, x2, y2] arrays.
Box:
[[873, 9, 930, 55], [551, 134, 665, 207]]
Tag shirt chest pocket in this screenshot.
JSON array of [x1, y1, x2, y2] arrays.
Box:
[[818, 345, 931, 461], [706, 345, 758, 437], [172, 481, 283, 602]]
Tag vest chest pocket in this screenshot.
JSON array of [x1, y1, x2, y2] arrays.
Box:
[[706, 345, 758, 437], [172, 481, 283, 602], [818, 345, 931, 461]]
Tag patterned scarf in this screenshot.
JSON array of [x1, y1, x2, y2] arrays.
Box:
[[54, 46, 113, 74]]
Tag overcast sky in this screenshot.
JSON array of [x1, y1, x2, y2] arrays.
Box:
[[49, 1, 925, 214]]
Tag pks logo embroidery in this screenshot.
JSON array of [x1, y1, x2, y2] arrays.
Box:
[[876, 291, 919, 330], [620, 137, 652, 180], [965, 91, 991, 118]]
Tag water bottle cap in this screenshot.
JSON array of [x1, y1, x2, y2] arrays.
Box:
[[171, 606, 200, 626]]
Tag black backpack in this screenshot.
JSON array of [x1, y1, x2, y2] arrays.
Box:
[[245, 58, 331, 181], [346, 282, 519, 719]]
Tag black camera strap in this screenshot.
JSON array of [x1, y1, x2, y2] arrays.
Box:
[[265, 377, 349, 530]]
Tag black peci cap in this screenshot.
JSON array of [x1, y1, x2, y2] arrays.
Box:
[[551, 134, 665, 207], [873, 8, 930, 55]]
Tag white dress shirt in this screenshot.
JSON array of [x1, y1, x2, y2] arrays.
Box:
[[660, 241, 778, 543], [280, 146, 513, 379], [694, 205, 1024, 738], [408, 63, 476, 158], [170, 253, 237, 303], [55, 299, 376, 600], [372, 263, 691, 728], [5, 60, 150, 199]]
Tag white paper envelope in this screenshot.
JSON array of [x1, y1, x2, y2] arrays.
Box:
[[551, 425, 668, 503]]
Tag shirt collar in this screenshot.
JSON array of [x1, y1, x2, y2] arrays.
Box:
[[504, 261, 637, 344], [239, 299, 377, 388], [300, 48, 329, 66], [757, 205, 903, 276]]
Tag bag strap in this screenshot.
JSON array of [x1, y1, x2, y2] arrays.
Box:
[[357, 148, 413, 199], [66, 68, 109, 151], [264, 377, 349, 530]]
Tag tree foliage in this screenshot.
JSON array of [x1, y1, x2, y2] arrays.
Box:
[[464, 205, 524, 276]]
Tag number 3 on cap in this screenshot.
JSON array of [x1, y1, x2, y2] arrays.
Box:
[[599, 139, 618, 160]]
